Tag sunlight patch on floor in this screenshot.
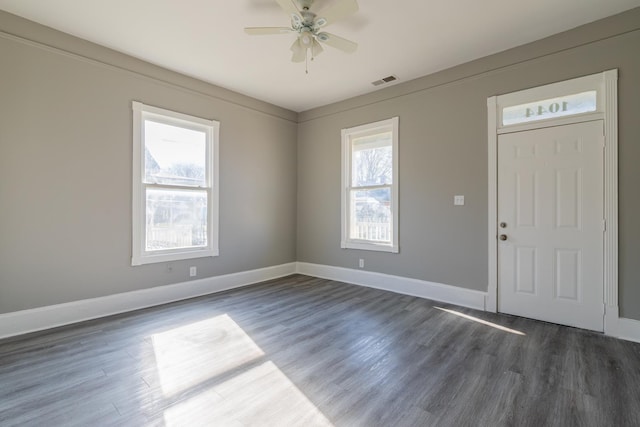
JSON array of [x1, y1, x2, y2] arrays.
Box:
[[434, 306, 526, 335], [163, 361, 334, 426], [151, 314, 265, 396]]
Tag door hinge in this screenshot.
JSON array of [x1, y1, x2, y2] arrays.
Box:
[[602, 219, 607, 232]]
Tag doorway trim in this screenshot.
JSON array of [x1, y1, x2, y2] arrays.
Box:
[[486, 70, 619, 335]]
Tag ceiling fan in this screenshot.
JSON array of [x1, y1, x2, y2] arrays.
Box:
[[245, 0, 359, 66]]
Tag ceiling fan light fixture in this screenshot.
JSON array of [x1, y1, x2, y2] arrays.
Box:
[[290, 38, 302, 53], [311, 39, 324, 57], [299, 28, 313, 46], [245, 0, 359, 68], [290, 39, 306, 62]]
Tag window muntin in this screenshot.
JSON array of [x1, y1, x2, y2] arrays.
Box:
[[132, 102, 219, 265], [341, 117, 398, 253]]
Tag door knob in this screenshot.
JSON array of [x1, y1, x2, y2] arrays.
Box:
[[499, 234, 508, 241]]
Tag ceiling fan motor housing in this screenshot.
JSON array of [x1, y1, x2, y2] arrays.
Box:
[[300, 10, 316, 25]]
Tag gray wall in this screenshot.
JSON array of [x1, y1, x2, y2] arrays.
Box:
[[297, 8, 640, 321], [0, 12, 298, 314], [2, 8, 639, 322]]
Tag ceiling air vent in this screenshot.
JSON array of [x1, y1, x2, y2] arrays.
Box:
[[372, 75, 398, 86]]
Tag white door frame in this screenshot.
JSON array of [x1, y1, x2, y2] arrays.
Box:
[[486, 69, 619, 335]]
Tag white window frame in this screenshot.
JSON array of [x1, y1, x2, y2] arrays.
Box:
[[341, 117, 399, 253], [131, 101, 219, 266]]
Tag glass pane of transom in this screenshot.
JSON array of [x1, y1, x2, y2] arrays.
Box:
[[144, 120, 207, 187], [350, 188, 392, 242], [146, 188, 208, 251], [351, 132, 392, 187], [502, 91, 597, 126]]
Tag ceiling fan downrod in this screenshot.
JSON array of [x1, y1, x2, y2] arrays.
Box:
[[297, 0, 314, 11]]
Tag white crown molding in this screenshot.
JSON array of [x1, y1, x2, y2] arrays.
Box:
[[0, 25, 297, 123], [0, 262, 296, 340], [296, 262, 487, 311]]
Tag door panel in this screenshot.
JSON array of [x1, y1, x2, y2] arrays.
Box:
[[515, 247, 536, 295], [498, 120, 604, 331]]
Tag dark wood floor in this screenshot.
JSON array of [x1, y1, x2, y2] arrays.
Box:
[[1, 275, 639, 426]]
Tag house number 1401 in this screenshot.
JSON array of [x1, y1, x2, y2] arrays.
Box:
[[526, 101, 569, 117]]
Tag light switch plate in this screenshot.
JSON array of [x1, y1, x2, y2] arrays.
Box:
[[454, 195, 465, 206]]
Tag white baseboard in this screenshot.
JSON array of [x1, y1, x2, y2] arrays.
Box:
[[618, 317, 640, 344], [3, 260, 635, 345], [295, 263, 640, 344], [0, 262, 297, 340], [296, 262, 487, 311]]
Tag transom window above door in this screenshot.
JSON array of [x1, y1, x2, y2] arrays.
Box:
[[502, 91, 597, 126], [496, 73, 608, 132]]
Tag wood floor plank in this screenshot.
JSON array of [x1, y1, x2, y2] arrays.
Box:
[[0, 274, 639, 426]]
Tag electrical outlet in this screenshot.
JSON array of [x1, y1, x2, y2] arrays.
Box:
[[454, 195, 465, 206], [359, 259, 364, 268], [189, 266, 197, 277]]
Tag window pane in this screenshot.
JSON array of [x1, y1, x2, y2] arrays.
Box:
[[502, 91, 597, 126], [146, 188, 208, 251], [350, 188, 391, 242], [144, 120, 206, 186], [352, 133, 392, 187]]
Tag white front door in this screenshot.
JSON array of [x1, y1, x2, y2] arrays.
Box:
[[497, 120, 604, 331]]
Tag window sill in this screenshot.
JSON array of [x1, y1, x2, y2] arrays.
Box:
[[132, 248, 218, 266], [341, 241, 399, 253]]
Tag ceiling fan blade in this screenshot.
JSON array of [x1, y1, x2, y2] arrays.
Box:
[[316, 0, 359, 26], [275, 0, 300, 15], [244, 27, 292, 35], [290, 39, 306, 63], [316, 32, 357, 53]]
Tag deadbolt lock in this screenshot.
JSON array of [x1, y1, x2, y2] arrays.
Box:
[[499, 222, 507, 228]]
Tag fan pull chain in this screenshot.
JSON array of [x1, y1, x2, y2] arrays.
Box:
[[305, 49, 309, 74]]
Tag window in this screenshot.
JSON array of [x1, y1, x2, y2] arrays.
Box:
[[501, 90, 597, 126], [132, 102, 219, 265], [341, 117, 399, 252]]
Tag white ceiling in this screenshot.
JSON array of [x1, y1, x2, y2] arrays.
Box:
[[1, 0, 639, 112]]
